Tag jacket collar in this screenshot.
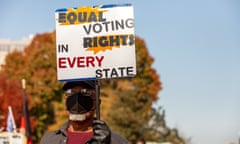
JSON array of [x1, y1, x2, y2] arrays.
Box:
[[55, 121, 69, 136]]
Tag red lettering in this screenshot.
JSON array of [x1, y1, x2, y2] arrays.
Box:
[[67, 57, 76, 68], [86, 56, 95, 67], [96, 56, 104, 66], [77, 57, 85, 67], [59, 57, 67, 68], [58, 56, 105, 68]]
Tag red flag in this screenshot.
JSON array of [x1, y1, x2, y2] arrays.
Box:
[[22, 79, 32, 144], [27, 138, 32, 144], [20, 116, 32, 144], [19, 116, 26, 135]]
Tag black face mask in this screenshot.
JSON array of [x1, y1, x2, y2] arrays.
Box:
[[66, 92, 94, 114]]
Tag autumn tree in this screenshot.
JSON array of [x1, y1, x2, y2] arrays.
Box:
[[2, 32, 63, 142], [1, 31, 188, 143], [0, 71, 23, 130], [144, 107, 186, 144], [99, 37, 162, 141]]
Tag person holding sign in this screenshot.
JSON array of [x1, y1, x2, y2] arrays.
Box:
[[40, 80, 129, 144]]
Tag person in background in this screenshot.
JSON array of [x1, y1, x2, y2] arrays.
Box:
[[40, 80, 129, 144], [133, 138, 146, 144]]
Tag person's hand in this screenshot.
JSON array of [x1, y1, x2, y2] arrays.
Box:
[[86, 119, 111, 144]]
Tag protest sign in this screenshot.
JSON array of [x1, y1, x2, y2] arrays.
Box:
[[0, 132, 27, 144], [55, 4, 136, 81]]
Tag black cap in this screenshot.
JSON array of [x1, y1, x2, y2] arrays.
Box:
[[62, 80, 95, 91]]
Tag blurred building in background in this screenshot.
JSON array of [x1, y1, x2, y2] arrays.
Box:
[[0, 35, 33, 67]]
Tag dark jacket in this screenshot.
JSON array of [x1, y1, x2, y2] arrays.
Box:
[[40, 122, 129, 144]]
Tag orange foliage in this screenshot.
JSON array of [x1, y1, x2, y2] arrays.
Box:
[[0, 71, 23, 130]]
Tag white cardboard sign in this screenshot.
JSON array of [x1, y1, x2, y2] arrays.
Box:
[[0, 132, 27, 144], [55, 4, 136, 82]]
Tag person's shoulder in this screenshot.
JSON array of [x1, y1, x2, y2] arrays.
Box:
[[40, 123, 68, 144], [40, 131, 58, 144], [40, 130, 67, 144], [111, 131, 130, 144]]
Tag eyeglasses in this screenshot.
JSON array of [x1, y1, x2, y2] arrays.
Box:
[[65, 88, 96, 98]]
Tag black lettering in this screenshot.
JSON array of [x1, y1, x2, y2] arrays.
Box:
[[83, 24, 91, 35], [118, 67, 126, 76], [58, 11, 108, 25], [93, 23, 102, 33], [109, 36, 120, 46], [88, 12, 97, 22], [126, 18, 134, 28], [102, 21, 110, 32], [120, 35, 128, 45], [95, 67, 135, 78], [115, 19, 124, 30], [67, 12, 77, 24], [93, 37, 98, 47], [83, 35, 134, 48], [58, 44, 68, 53], [128, 35, 135, 45], [127, 66, 134, 76], [81, 19, 134, 34], [96, 69, 102, 78], [99, 12, 106, 22], [83, 37, 92, 48], [99, 36, 108, 47], [110, 68, 118, 78], [111, 21, 115, 31], [58, 13, 66, 23], [78, 12, 87, 22], [102, 68, 110, 78]]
